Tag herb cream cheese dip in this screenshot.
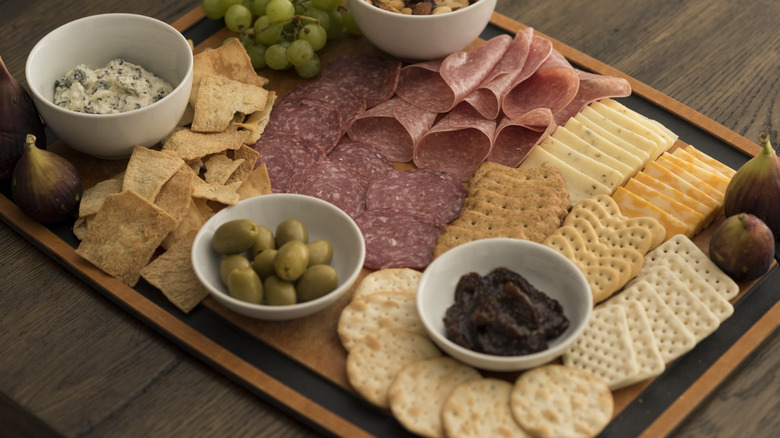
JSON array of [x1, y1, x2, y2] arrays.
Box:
[[53, 58, 173, 114]]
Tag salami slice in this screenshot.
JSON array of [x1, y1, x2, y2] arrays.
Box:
[[355, 208, 444, 270], [346, 96, 437, 162], [553, 70, 632, 125], [413, 105, 496, 182], [395, 35, 513, 113], [252, 131, 326, 193], [365, 168, 466, 224], [263, 98, 343, 154], [318, 53, 401, 108], [488, 108, 557, 167], [502, 49, 580, 120], [286, 160, 369, 218], [328, 139, 395, 181], [281, 80, 366, 135]]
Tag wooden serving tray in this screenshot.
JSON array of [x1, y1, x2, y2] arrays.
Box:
[[1, 8, 779, 438]]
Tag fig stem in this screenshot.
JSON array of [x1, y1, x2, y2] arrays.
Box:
[[758, 132, 774, 156], [25, 134, 37, 148]]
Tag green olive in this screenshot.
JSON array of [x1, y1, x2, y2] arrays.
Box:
[[307, 239, 333, 267], [212, 219, 259, 255], [263, 275, 297, 306], [296, 264, 339, 302], [227, 267, 263, 304], [275, 218, 309, 247], [251, 249, 278, 280], [220, 254, 251, 286], [274, 240, 310, 282], [250, 225, 276, 256]]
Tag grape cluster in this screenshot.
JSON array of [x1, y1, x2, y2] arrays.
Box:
[[202, 0, 362, 78]]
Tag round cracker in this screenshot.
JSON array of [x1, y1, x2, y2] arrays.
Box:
[[346, 329, 441, 409], [442, 378, 530, 438], [351, 268, 422, 301], [389, 357, 482, 438], [510, 364, 613, 438], [337, 291, 424, 351]]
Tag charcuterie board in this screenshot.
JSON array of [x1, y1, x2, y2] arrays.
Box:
[[1, 7, 779, 438]]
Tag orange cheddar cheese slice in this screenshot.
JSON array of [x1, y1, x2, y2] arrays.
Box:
[[642, 162, 721, 210], [612, 187, 690, 240], [632, 172, 715, 226], [624, 178, 706, 235], [653, 157, 725, 202], [657, 153, 730, 194], [677, 145, 736, 178]]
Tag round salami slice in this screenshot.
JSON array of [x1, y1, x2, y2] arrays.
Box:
[[252, 132, 327, 193], [355, 208, 444, 270], [287, 160, 369, 218], [396, 35, 513, 113], [346, 96, 437, 162], [489, 108, 557, 167], [502, 50, 580, 120], [319, 53, 401, 108], [365, 168, 466, 224], [413, 105, 496, 182], [328, 140, 395, 181], [263, 98, 343, 154], [553, 69, 631, 125], [281, 80, 366, 135]]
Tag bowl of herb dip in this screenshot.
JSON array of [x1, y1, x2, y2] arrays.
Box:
[[26, 13, 193, 159]]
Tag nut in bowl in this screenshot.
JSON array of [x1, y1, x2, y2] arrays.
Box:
[[25, 13, 194, 159], [347, 0, 498, 61], [192, 194, 366, 321], [417, 238, 592, 372]]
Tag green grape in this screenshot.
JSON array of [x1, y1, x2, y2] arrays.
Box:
[[254, 16, 283, 45], [202, 0, 228, 19], [220, 0, 243, 8], [300, 6, 330, 31], [286, 39, 314, 67], [265, 44, 291, 70], [297, 23, 327, 51], [343, 10, 362, 36], [325, 9, 344, 40], [252, 0, 271, 16], [242, 0, 254, 11], [225, 4, 253, 32], [245, 41, 268, 69], [311, 0, 340, 11], [266, 0, 295, 23], [295, 53, 321, 79]]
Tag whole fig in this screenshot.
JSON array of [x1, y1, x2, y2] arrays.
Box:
[[709, 213, 775, 282]]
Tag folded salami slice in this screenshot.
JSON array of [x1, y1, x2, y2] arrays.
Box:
[[553, 70, 632, 125], [413, 105, 496, 182], [395, 34, 513, 113], [502, 49, 580, 120], [346, 96, 437, 162], [263, 98, 343, 154], [328, 139, 395, 181], [365, 168, 466, 224], [318, 53, 401, 108], [489, 108, 557, 167], [355, 208, 444, 270], [252, 132, 326, 193], [287, 160, 369, 218], [281, 80, 366, 135]]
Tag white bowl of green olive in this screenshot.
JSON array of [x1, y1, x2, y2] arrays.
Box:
[[191, 193, 366, 320]]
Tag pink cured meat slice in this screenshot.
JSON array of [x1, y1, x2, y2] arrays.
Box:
[[346, 96, 437, 162], [502, 50, 580, 120], [395, 35, 513, 113], [553, 70, 632, 125], [413, 105, 496, 182], [328, 140, 395, 181], [355, 208, 443, 270], [365, 168, 466, 224], [287, 160, 369, 218], [252, 132, 326, 193], [318, 53, 401, 109], [488, 108, 557, 167], [263, 98, 343, 154], [281, 80, 366, 135]]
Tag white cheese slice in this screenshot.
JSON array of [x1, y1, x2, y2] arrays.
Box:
[[539, 135, 629, 188], [592, 100, 675, 157], [564, 116, 650, 167], [520, 146, 611, 205], [551, 126, 636, 184], [575, 108, 659, 163]]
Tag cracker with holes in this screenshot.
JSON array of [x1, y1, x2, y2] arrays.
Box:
[[338, 292, 425, 351], [351, 268, 422, 302], [442, 378, 530, 438]]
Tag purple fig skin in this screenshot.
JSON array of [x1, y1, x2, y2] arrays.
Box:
[[0, 56, 47, 180], [12, 134, 82, 224], [723, 132, 780, 238], [709, 213, 775, 282]]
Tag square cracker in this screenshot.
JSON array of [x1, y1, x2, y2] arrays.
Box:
[[140, 232, 209, 313]]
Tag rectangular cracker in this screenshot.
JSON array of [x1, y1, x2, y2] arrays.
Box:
[[610, 300, 666, 387]]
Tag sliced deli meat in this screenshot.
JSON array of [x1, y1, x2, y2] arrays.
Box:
[[502, 49, 580, 120], [356, 208, 445, 270], [263, 98, 342, 154], [395, 35, 513, 113], [328, 139, 396, 181], [553, 70, 632, 125], [252, 131, 326, 193], [489, 108, 557, 167], [286, 160, 370, 219], [346, 96, 437, 162], [318, 53, 401, 108], [281, 80, 366, 135]]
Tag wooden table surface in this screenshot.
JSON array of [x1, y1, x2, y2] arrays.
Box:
[[2, 0, 779, 436]]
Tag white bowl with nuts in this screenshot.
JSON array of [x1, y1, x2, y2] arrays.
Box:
[[347, 0, 498, 61]]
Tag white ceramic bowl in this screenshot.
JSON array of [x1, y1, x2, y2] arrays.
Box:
[[417, 238, 592, 372], [347, 0, 497, 61], [25, 13, 193, 159], [192, 194, 366, 321]]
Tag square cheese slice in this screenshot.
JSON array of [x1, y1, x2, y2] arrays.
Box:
[[612, 187, 691, 240], [520, 146, 611, 204]]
